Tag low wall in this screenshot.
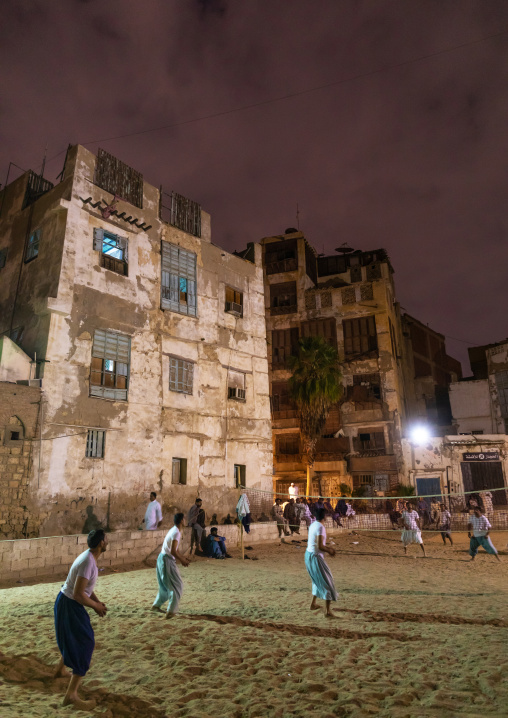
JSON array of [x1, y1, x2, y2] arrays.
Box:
[[0, 522, 280, 584]]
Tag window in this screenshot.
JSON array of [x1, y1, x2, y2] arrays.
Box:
[[271, 381, 294, 414], [228, 370, 246, 401], [272, 328, 300, 366], [353, 432, 385, 452], [225, 286, 243, 317], [353, 473, 373, 489], [86, 430, 105, 458], [172, 457, 187, 484], [160, 191, 201, 237], [0, 249, 7, 269], [343, 316, 377, 358], [277, 434, 300, 455], [471, 430, 484, 435], [265, 239, 298, 274], [90, 329, 130, 401], [234, 464, 246, 488], [169, 357, 194, 394], [25, 229, 41, 262], [94, 148, 143, 208], [317, 255, 347, 277], [301, 318, 337, 349], [161, 242, 197, 316], [93, 229, 128, 275], [270, 281, 297, 315], [350, 374, 381, 401]]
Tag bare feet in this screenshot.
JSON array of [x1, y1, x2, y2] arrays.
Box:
[[62, 696, 97, 710], [151, 606, 164, 613], [310, 604, 320, 611], [54, 666, 71, 679], [165, 612, 176, 619], [325, 611, 337, 618]]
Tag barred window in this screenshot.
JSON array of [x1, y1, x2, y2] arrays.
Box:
[[90, 329, 130, 401], [86, 430, 105, 458], [172, 457, 187, 484], [169, 357, 194, 394], [25, 229, 41, 262], [93, 229, 128, 276], [161, 242, 197, 316]]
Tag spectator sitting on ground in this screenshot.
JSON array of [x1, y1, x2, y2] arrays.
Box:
[[206, 528, 231, 559]]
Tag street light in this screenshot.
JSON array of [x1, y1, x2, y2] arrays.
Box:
[[410, 424, 431, 446]]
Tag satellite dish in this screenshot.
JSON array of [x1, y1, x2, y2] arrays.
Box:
[[335, 243, 354, 254]]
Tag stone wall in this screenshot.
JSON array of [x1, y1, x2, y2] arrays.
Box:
[[0, 383, 41, 539], [0, 522, 280, 583]]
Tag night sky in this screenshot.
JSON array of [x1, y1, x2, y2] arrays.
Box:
[[3, 0, 508, 372]]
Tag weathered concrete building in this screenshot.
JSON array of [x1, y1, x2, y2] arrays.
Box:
[[0, 145, 272, 538], [241, 230, 408, 496]]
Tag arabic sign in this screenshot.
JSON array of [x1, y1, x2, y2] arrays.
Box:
[[462, 452, 499, 461]]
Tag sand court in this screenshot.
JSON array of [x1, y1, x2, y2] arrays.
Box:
[[0, 530, 507, 717]]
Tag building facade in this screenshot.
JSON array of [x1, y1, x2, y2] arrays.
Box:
[[0, 145, 272, 538], [246, 229, 408, 497]]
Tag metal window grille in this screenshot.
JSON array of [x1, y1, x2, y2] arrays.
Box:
[[23, 171, 54, 209], [25, 229, 41, 262], [169, 357, 194, 394], [172, 458, 187, 484], [86, 430, 105, 458], [94, 148, 143, 208], [90, 329, 130, 401], [160, 190, 201, 237], [161, 241, 197, 316], [234, 464, 246, 489]]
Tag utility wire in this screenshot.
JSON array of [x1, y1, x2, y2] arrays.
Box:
[[38, 26, 508, 172]]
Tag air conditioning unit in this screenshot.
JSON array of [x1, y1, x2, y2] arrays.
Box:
[[228, 387, 246, 400], [225, 301, 243, 317], [28, 379, 42, 387]]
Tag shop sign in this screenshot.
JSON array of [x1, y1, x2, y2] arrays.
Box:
[[462, 451, 499, 461]]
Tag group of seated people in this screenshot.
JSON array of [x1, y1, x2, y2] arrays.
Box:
[[187, 499, 233, 559]]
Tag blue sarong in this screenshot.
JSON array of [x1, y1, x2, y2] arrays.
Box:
[[153, 553, 183, 614], [305, 551, 338, 601], [54, 591, 95, 676], [469, 536, 498, 557]]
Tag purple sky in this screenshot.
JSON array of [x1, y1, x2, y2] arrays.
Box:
[[3, 0, 508, 373]]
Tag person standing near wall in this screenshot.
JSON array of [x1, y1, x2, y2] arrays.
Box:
[[53, 529, 108, 711], [143, 491, 163, 530]]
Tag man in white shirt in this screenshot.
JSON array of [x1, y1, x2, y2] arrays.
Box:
[[305, 507, 338, 617], [53, 529, 108, 711], [436, 503, 453, 546], [288, 482, 299, 500], [468, 507, 500, 562], [143, 492, 163, 530], [400, 502, 426, 557], [152, 512, 190, 617]]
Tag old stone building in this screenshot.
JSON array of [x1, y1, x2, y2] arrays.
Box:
[[241, 229, 408, 496], [0, 145, 272, 538]]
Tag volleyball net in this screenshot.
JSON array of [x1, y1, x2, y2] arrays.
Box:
[[239, 485, 508, 533]]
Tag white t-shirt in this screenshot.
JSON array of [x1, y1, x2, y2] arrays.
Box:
[[288, 485, 299, 498], [307, 521, 325, 556], [162, 525, 181, 559], [470, 515, 491, 537], [145, 500, 162, 530], [60, 549, 98, 600], [402, 510, 420, 531]]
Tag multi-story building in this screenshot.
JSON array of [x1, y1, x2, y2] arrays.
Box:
[[0, 145, 272, 538], [242, 228, 409, 497]]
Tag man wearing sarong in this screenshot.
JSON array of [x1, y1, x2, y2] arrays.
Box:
[[271, 498, 290, 537], [305, 507, 338, 617], [143, 491, 163, 530], [468, 507, 500, 562], [283, 498, 300, 535], [400, 502, 426, 557], [152, 513, 190, 618], [53, 529, 108, 711]]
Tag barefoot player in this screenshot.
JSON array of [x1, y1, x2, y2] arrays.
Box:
[[53, 529, 108, 711], [152, 512, 190, 618], [305, 507, 338, 617], [400, 502, 426, 557], [468, 507, 501, 562]]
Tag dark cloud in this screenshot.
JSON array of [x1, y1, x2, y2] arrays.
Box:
[[2, 0, 508, 371]]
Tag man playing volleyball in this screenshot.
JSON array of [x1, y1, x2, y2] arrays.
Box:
[[468, 507, 500, 562], [305, 507, 338, 617], [152, 513, 190, 618], [400, 502, 426, 557]]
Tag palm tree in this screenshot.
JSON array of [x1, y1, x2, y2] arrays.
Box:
[[287, 336, 343, 496]]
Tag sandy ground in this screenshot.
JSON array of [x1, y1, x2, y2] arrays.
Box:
[[0, 530, 507, 718]]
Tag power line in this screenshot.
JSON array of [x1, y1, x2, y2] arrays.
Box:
[[39, 26, 508, 171]]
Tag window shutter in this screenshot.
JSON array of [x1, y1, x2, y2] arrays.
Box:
[[93, 228, 104, 252]]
